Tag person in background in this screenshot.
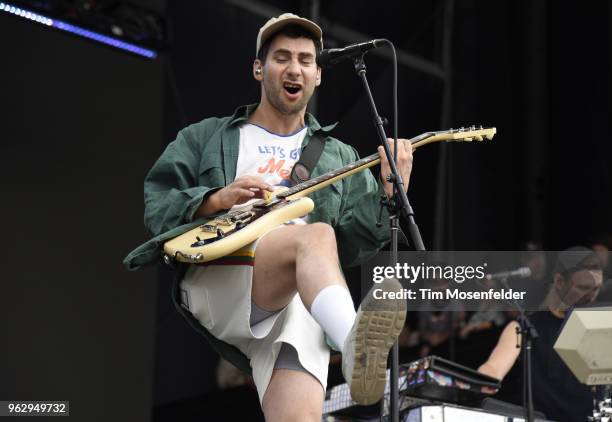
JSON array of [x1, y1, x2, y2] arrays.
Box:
[[478, 246, 604, 422], [589, 233, 612, 302]]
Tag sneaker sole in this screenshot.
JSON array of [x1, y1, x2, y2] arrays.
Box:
[[349, 278, 407, 405]]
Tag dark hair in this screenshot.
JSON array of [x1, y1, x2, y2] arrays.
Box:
[[257, 23, 322, 63], [558, 255, 603, 281]]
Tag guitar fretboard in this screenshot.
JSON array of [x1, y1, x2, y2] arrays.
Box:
[[275, 152, 380, 199], [276, 132, 432, 199], [271, 125, 495, 200]]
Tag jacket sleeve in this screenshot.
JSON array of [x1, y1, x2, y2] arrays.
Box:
[[143, 122, 222, 237], [335, 146, 391, 268]]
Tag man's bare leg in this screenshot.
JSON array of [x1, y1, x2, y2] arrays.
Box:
[[252, 222, 346, 311], [252, 222, 406, 407], [252, 223, 346, 420], [262, 369, 324, 422]]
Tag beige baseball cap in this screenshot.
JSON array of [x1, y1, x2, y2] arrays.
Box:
[[256, 13, 323, 56]]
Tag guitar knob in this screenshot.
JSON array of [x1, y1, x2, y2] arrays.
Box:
[[162, 254, 175, 268]]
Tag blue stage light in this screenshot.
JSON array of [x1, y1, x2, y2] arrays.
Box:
[[0, 2, 157, 59]]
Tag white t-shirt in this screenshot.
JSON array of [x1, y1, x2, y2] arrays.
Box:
[[235, 123, 308, 224], [235, 123, 307, 188]]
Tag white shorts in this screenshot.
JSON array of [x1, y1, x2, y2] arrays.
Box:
[[179, 238, 330, 402]]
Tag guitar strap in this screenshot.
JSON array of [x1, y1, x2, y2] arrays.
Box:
[[290, 132, 326, 186]]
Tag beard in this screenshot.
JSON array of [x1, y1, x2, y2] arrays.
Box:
[[263, 78, 313, 115]]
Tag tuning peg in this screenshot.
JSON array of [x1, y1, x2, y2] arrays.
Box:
[[485, 135, 493, 140], [474, 135, 483, 141], [463, 137, 473, 142]]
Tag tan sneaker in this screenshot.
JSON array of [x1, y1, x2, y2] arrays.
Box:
[[341, 278, 407, 405]]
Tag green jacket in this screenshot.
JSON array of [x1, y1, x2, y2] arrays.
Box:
[[123, 104, 391, 270]]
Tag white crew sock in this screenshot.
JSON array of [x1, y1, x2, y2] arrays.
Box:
[[310, 284, 357, 352]]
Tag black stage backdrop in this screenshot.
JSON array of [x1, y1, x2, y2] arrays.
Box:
[[0, 9, 162, 422], [0, 1, 610, 421]]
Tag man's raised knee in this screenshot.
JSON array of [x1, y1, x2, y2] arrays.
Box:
[[295, 223, 336, 251], [306, 222, 336, 241]]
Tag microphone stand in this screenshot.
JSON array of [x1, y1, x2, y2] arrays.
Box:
[[353, 53, 425, 422], [498, 276, 538, 422]]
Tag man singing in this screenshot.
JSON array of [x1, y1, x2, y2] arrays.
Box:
[[128, 13, 413, 421]]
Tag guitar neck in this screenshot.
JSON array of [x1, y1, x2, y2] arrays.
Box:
[[277, 128, 482, 200], [278, 152, 381, 200]]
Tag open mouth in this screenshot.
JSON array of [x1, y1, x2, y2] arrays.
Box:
[[283, 82, 302, 95]]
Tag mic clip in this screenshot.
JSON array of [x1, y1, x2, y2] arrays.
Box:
[[376, 194, 394, 227]]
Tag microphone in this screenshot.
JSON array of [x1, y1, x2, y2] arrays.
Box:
[[316, 39, 385, 68], [485, 267, 532, 281]]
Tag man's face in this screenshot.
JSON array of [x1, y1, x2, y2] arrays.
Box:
[[257, 34, 321, 115], [557, 269, 603, 307]]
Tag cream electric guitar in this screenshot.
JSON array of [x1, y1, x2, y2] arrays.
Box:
[[163, 126, 496, 264]]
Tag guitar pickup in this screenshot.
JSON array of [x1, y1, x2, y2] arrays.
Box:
[[200, 224, 218, 233], [231, 210, 255, 221], [213, 216, 233, 226]]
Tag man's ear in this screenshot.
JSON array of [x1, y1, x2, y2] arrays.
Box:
[[315, 67, 322, 87], [253, 59, 264, 81]]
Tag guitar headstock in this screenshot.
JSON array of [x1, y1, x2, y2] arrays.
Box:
[[429, 126, 496, 143]]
